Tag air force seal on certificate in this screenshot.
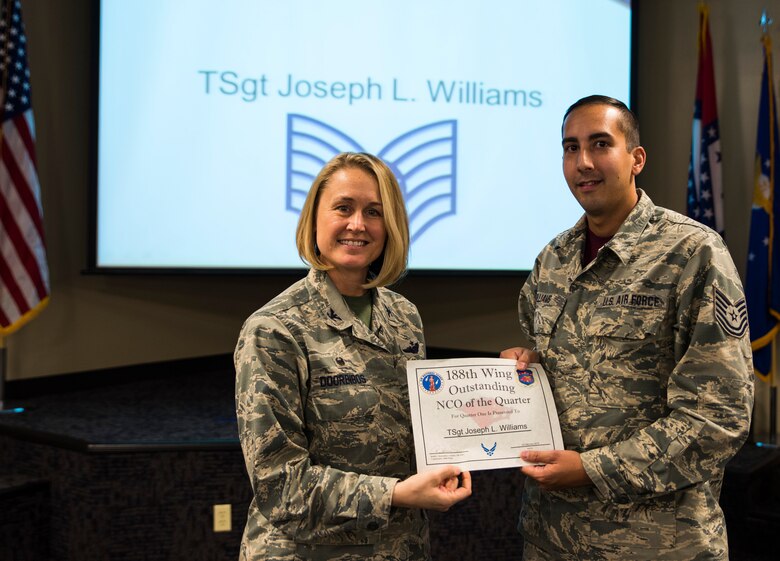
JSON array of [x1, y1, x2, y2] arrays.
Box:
[[406, 358, 564, 473]]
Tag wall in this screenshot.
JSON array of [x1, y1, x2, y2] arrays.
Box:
[[7, 0, 778, 437]]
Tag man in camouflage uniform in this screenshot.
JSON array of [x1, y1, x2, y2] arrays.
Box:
[[502, 96, 753, 560]]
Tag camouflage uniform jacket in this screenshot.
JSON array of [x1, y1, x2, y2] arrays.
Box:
[[517, 191, 754, 560], [235, 268, 428, 561]]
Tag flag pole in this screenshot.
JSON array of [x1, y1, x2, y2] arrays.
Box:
[[762, 8, 778, 444], [0, 0, 6, 411], [772, 337, 777, 443], [0, 337, 5, 410], [0, 336, 23, 414], [0, 0, 7, 413]]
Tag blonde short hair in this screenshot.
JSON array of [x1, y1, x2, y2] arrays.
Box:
[[295, 152, 410, 289]]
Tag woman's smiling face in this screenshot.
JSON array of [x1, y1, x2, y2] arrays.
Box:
[[315, 166, 386, 292]]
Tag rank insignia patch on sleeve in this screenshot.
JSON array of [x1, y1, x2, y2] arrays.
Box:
[[713, 286, 748, 338]]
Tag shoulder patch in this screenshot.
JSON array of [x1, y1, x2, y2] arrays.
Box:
[[713, 286, 748, 338]]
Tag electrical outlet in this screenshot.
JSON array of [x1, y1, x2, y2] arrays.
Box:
[[213, 504, 232, 532]]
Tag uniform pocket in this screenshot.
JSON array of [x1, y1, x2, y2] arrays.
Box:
[[306, 384, 383, 471], [534, 301, 563, 334], [533, 300, 564, 352], [586, 307, 667, 410], [308, 348, 380, 422], [589, 305, 664, 342], [310, 384, 380, 421], [589, 494, 676, 548]]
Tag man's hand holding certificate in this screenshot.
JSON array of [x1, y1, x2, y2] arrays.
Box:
[[406, 358, 563, 472]]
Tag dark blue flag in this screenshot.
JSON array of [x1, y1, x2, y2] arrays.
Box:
[[746, 35, 780, 383]]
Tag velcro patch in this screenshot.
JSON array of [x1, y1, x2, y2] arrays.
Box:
[[597, 293, 665, 309], [536, 292, 565, 307], [713, 286, 748, 338]]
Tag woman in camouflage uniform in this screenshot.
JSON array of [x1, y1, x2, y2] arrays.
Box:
[[235, 152, 471, 561]]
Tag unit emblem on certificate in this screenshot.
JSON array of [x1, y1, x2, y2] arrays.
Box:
[[517, 369, 535, 386], [420, 372, 444, 394]]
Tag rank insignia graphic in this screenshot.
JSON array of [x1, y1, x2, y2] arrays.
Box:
[[517, 369, 535, 386], [713, 286, 748, 338], [286, 115, 457, 243], [420, 372, 443, 394]]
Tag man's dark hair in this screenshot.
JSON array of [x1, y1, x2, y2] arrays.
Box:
[[562, 95, 640, 150]]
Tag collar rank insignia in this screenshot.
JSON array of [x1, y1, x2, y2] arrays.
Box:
[[403, 341, 419, 354], [327, 308, 341, 321], [713, 286, 748, 338]]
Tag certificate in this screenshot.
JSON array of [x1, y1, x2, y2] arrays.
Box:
[[406, 358, 564, 472]]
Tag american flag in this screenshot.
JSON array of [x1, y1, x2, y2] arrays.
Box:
[[687, 3, 724, 235], [0, 0, 49, 336], [746, 33, 780, 384]]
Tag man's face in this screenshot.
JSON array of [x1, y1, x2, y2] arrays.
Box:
[[561, 104, 645, 224]]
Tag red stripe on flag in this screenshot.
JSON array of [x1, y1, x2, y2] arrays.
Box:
[[697, 11, 718, 125], [14, 113, 37, 168], [0, 188, 47, 300], [0, 251, 28, 317], [1, 132, 45, 238]]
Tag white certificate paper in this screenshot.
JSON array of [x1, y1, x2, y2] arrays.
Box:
[[406, 358, 564, 472]]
